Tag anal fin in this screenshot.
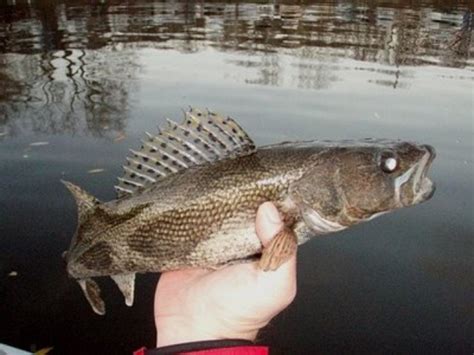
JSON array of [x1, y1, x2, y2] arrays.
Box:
[[78, 278, 106, 315], [111, 273, 136, 307]]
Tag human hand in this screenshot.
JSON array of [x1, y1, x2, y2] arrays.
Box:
[[154, 202, 297, 347]]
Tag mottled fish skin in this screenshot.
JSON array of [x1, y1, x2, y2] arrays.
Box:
[[63, 109, 436, 314], [67, 145, 315, 278]]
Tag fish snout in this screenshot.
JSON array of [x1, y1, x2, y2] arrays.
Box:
[[412, 144, 436, 204], [422, 144, 436, 161]]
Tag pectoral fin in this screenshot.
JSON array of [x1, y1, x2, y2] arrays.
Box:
[[111, 273, 136, 307], [258, 226, 297, 271], [78, 278, 105, 315]]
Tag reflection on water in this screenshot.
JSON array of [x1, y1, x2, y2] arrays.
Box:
[[0, 1, 473, 355], [0, 49, 139, 136], [1, 1, 472, 63], [0, 1, 472, 135]]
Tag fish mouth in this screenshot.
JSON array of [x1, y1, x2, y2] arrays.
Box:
[[411, 144, 436, 205], [394, 144, 436, 207]]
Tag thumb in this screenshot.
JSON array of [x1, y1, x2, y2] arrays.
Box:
[[255, 202, 284, 246], [254, 202, 297, 309]]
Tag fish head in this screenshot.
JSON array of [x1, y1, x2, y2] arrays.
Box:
[[289, 140, 436, 232]]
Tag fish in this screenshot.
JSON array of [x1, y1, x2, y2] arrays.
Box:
[[62, 108, 436, 315]]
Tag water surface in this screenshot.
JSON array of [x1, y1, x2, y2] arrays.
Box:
[[0, 1, 473, 354]]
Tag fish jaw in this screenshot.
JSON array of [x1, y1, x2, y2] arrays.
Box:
[[413, 176, 436, 205], [397, 144, 436, 207], [413, 145, 436, 204]]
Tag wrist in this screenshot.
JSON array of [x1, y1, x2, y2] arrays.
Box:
[[156, 315, 217, 347], [142, 340, 268, 355], [156, 315, 259, 348]]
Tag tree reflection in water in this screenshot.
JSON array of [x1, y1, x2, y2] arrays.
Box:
[[0, 48, 138, 137], [0, 1, 471, 135]]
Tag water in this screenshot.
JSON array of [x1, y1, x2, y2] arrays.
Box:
[[0, 1, 472, 354]]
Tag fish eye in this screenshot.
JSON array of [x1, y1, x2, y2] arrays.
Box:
[[380, 155, 398, 173]]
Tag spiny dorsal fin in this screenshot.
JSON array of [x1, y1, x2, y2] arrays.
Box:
[[115, 108, 256, 197], [62, 180, 100, 221]]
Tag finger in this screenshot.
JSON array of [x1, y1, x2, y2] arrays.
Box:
[[255, 202, 284, 247], [254, 202, 297, 307]]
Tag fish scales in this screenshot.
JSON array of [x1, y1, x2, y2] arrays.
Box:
[[73, 147, 315, 276], [63, 108, 436, 315]]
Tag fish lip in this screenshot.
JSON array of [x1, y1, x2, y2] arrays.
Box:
[[413, 145, 436, 203], [421, 144, 436, 178], [416, 177, 435, 203], [423, 144, 436, 162]]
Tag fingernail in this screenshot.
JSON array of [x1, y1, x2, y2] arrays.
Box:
[[264, 203, 282, 224]]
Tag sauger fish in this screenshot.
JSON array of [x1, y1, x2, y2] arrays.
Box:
[[63, 108, 436, 315]]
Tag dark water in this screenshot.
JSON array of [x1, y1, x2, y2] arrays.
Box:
[[0, 1, 472, 354]]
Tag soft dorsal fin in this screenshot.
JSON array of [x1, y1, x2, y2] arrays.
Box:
[[62, 180, 100, 221], [115, 108, 256, 197]]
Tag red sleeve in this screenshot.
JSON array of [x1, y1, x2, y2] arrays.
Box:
[[180, 346, 268, 355], [134, 339, 269, 355]]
